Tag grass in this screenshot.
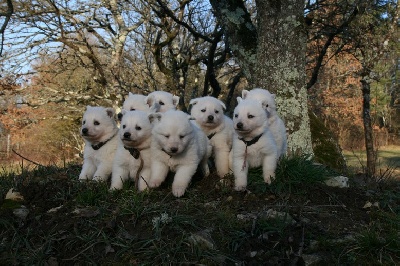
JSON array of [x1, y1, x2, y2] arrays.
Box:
[[0, 155, 400, 264], [343, 145, 400, 178]]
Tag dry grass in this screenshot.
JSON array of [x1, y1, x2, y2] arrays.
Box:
[[343, 145, 400, 178]]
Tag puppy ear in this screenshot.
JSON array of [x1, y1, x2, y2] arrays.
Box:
[[242, 90, 249, 99], [105, 107, 115, 118], [236, 97, 243, 104], [148, 112, 162, 123], [172, 95, 180, 107], [145, 95, 155, 107], [261, 100, 268, 107], [218, 99, 226, 110], [189, 98, 198, 106]]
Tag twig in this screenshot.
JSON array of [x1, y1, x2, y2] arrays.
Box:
[[12, 149, 44, 167]]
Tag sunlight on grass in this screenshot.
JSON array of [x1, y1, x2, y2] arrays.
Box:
[[343, 145, 400, 177]]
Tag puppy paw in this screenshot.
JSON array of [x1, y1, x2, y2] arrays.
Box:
[[93, 175, 107, 182], [79, 175, 90, 181], [149, 180, 162, 188], [234, 185, 247, 191], [203, 167, 210, 177], [172, 187, 186, 197], [109, 183, 123, 191], [263, 173, 275, 184]]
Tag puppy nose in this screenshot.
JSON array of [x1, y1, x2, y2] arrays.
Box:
[[236, 122, 243, 129], [123, 132, 131, 139], [170, 147, 178, 153], [117, 112, 123, 121], [82, 128, 88, 135], [207, 115, 214, 121]]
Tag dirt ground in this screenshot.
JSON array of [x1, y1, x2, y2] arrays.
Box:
[[1, 164, 399, 265]]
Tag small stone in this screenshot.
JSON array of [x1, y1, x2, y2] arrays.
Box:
[[13, 206, 29, 220], [5, 188, 24, 201], [324, 176, 349, 188]]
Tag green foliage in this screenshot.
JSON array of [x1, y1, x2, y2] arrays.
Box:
[[309, 111, 347, 171], [246, 154, 334, 195]]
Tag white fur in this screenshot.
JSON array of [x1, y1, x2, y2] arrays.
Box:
[[242, 88, 287, 157], [149, 110, 212, 197], [110, 110, 153, 191], [189, 96, 234, 177], [118, 93, 153, 121], [79, 106, 118, 182], [232, 99, 278, 191], [145, 91, 180, 112]]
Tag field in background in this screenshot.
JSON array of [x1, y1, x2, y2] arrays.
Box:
[[343, 145, 400, 178]]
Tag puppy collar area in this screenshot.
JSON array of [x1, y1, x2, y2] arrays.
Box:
[[239, 133, 264, 147], [124, 146, 140, 159], [207, 132, 217, 140], [91, 133, 117, 150], [240, 133, 263, 171]]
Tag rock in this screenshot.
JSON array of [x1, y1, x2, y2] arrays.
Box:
[[5, 188, 24, 201], [13, 205, 29, 220], [72, 207, 100, 218], [47, 205, 63, 213], [324, 176, 349, 188], [261, 209, 296, 225], [302, 254, 323, 266], [362, 201, 379, 209], [188, 229, 215, 250]]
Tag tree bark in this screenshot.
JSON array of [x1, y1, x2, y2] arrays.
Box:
[[254, 0, 313, 154], [209, 0, 313, 154], [361, 78, 376, 178], [208, 0, 257, 81]]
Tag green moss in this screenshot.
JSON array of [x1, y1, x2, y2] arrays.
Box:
[[309, 111, 347, 171]]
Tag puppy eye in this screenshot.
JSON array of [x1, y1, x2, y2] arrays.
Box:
[[265, 104, 269, 107], [201, 109, 206, 113], [94, 120, 100, 125], [82, 120, 86, 125], [179, 135, 185, 139], [135, 126, 141, 130], [122, 125, 126, 129], [130, 108, 136, 111], [248, 115, 254, 119], [164, 134, 170, 139], [234, 114, 238, 118], [159, 101, 165, 106], [215, 110, 219, 114]]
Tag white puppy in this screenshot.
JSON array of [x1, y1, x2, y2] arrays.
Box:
[[117, 92, 153, 121], [242, 88, 287, 157], [145, 91, 180, 112], [149, 110, 212, 197], [110, 110, 153, 191], [232, 99, 278, 191], [79, 106, 119, 182], [189, 96, 234, 178]]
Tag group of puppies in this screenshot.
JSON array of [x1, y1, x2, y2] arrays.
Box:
[[79, 88, 287, 197]]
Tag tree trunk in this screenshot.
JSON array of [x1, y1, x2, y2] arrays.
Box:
[[361, 78, 376, 178], [209, 0, 313, 154], [254, 0, 313, 154]]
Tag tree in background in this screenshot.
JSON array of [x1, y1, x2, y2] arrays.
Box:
[[342, 0, 399, 178], [0, 0, 13, 56], [1, 0, 399, 166], [210, 0, 313, 154]]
